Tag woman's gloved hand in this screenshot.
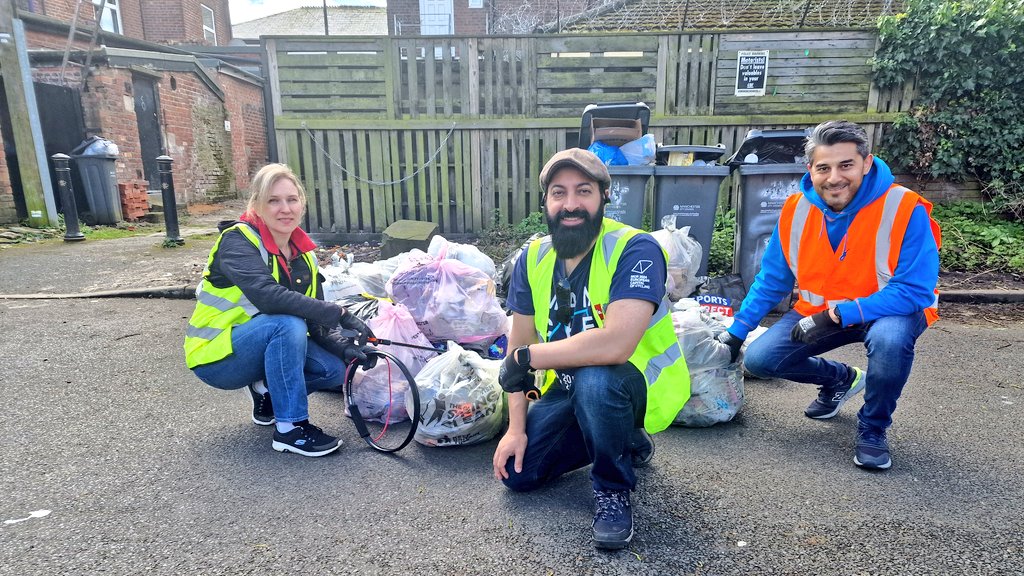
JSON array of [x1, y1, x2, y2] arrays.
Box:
[[342, 343, 378, 370], [338, 307, 373, 345]]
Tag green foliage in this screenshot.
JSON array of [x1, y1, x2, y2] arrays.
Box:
[[931, 202, 1024, 274], [872, 0, 1024, 217], [707, 208, 735, 277]]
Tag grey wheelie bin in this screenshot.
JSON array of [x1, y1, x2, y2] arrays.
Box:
[[727, 128, 811, 291], [71, 136, 122, 225], [652, 144, 730, 276], [579, 102, 653, 228]]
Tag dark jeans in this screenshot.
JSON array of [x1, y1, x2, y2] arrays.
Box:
[[192, 314, 346, 423], [502, 363, 647, 493], [743, 309, 928, 431]]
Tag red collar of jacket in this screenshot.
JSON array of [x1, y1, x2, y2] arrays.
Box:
[[239, 213, 317, 256]]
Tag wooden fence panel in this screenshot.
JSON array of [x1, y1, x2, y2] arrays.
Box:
[[533, 35, 660, 117], [273, 38, 389, 117], [714, 31, 877, 115]]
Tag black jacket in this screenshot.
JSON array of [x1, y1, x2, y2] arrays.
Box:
[[207, 220, 347, 348]]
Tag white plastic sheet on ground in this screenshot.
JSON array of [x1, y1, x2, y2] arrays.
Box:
[[408, 342, 506, 447], [672, 307, 744, 427]]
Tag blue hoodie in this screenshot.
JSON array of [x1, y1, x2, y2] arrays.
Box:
[[727, 156, 940, 341]]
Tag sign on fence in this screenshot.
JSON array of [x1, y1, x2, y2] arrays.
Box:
[[735, 50, 769, 97]]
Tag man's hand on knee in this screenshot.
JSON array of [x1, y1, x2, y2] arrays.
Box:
[[790, 310, 840, 344], [492, 432, 527, 480]]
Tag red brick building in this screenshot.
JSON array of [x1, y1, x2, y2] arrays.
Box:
[[0, 0, 267, 224]]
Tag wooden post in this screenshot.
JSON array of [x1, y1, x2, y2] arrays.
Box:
[[1, 4, 58, 226]]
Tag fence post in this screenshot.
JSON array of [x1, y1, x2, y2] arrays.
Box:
[[51, 153, 85, 242], [156, 155, 184, 245]]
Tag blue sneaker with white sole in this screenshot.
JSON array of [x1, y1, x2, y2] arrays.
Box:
[[854, 424, 892, 470], [805, 366, 865, 419]]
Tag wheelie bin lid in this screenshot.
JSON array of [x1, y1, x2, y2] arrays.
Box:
[[656, 144, 728, 166], [579, 102, 651, 148], [726, 128, 810, 168]]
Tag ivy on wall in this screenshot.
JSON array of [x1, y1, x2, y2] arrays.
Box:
[[871, 0, 1024, 217]]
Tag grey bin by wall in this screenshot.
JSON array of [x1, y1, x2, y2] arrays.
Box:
[[653, 164, 730, 277], [605, 165, 653, 229], [71, 137, 121, 225], [733, 163, 806, 291]]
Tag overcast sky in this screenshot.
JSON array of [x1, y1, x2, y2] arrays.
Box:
[[228, 0, 386, 24]]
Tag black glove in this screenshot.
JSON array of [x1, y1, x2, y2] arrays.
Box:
[[338, 308, 373, 345], [499, 346, 535, 395], [716, 331, 744, 364], [342, 343, 378, 370], [790, 310, 839, 344]]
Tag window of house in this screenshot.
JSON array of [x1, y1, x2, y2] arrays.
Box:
[[201, 4, 217, 44], [92, 0, 122, 34]]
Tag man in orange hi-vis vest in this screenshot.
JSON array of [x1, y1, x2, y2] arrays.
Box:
[[717, 120, 941, 470]]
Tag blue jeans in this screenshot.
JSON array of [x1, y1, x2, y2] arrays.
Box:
[[743, 309, 928, 431], [502, 363, 647, 493], [192, 314, 346, 423]]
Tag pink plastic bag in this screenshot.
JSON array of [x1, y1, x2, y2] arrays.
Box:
[[349, 301, 437, 423], [386, 253, 508, 344]]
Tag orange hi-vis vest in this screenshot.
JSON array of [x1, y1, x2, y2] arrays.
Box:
[[778, 184, 941, 325]]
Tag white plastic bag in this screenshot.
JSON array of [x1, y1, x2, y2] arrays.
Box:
[[349, 250, 423, 298], [320, 261, 367, 302], [428, 235, 497, 278], [348, 301, 438, 423], [620, 134, 657, 166], [651, 223, 703, 300], [386, 253, 508, 344], [408, 342, 506, 447], [671, 307, 744, 427]]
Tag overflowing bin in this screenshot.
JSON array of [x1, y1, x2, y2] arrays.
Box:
[[578, 102, 653, 228], [652, 145, 730, 277], [71, 136, 122, 225], [727, 129, 811, 291]]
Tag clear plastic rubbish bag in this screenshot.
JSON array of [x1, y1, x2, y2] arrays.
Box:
[[671, 307, 744, 427], [651, 223, 703, 301], [386, 253, 508, 344], [408, 342, 506, 447]]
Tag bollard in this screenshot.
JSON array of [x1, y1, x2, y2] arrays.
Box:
[[156, 155, 184, 245], [51, 153, 86, 242]]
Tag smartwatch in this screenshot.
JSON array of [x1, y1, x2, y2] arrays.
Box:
[[514, 345, 532, 369]]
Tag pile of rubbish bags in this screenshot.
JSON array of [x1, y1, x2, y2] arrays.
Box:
[[322, 235, 509, 447], [321, 227, 764, 444]]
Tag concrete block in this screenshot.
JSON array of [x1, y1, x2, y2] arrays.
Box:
[[380, 220, 438, 259]]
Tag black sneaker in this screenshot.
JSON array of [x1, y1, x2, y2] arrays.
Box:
[[805, 367, 865, 419], [630, 428, 655, 469], [247, 381, 275, 426], [854, 423, 892, 470], [272, 424, 341, 457], [592, 489, 633, 550]]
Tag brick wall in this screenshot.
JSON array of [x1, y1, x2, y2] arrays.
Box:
[[0, 128, 15, 223], [140, 0, 185, 43], [454, 0, 488, 35], [155, 70, 235, 202], [218, 73, 267, 195]]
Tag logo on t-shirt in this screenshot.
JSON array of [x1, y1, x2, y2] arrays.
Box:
[[631, 260, 653, 274]]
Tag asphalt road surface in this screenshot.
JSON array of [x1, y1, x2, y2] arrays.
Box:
[[1, 298, 1022, 575]]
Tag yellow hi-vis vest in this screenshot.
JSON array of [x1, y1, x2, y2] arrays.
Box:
[[524, 218, 690, 433], [183, 223, 319, 369]]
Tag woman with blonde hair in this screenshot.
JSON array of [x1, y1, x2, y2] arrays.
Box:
[[184, 163, 373, 457]]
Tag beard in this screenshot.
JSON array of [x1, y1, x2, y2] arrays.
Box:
[[546, 203, 605, 259]]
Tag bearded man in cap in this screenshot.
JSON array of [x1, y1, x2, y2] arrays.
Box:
[[492, 148, 690, 550]]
